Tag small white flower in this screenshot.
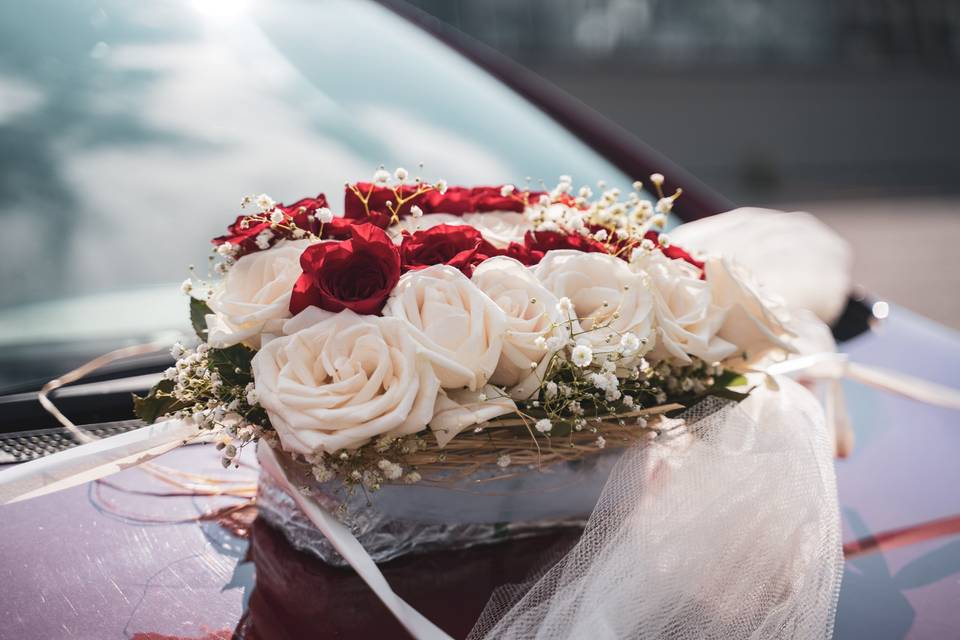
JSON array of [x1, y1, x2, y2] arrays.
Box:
[[559, 174, 572, 184], [394, 167, 408, 181], [556, 297, 574, 315], [410, 205, 423, 218], [254, 229, 274, 250], [649, 173, 664, 187], [216, 242, 235, 258], [435, 179, 448, 194], [373, 168, 390, 184], [163, 366, 177, 380], [497, 454, 512, 468], [180, 278, 193, 295], [316, 207, 334, 224], [571, 344, 593, 368], [500, 184, 515, 197], [269, 209, 285, 224], [619, 332, 641, 354], [594, 229, 609, 242], [641, 238, 656, 251], [535, 418, 553, 433], [623, 394, 634, 408], [655, 199, 672, 215], [596, 436, 606, 449], [589, 372, 609, 391], [544, 381, 558, 399], [632, 180, 643, 191], [245, 383, 259, 406], [312, 464, 335, 483], [255, 193, 275, 212], [569, 400, 584, 415], [377, 459, 403, 480], [534, 335, 548, 350], [404, 471, 422, 484]]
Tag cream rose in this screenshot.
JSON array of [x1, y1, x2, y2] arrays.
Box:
[[704, 257, 795, 360], [383, 265, 506, 390], [534, 250, 654, 353], [472, 256, 564, 399], [206, 239, 314, 349], [429, 385, 518, 447], [394, 212, 529, 248], [635, 251, 736, 364], [251, 311, 440, 454]]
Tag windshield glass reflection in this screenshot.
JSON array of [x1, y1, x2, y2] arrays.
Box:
[[0, 0, 635, 348]]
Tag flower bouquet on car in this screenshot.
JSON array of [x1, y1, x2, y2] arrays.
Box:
[[1, 168, 856, 639], [154, 170, 783, 484]]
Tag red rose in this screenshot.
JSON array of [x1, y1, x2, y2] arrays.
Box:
[[213, 193, 331, 255], [419, 186, 474, 214], [344, 183, 540, 223], [500, 241, 543, 266], [420, 186, 530, 214], [523, 229, 610, 256], [344, 183, 422, 220], [643, 231, 704, 270], [278, 194, 329, 234], [290, 223, 400, 315], [400, 224, 499, 277], [213, 214, 275, 255]]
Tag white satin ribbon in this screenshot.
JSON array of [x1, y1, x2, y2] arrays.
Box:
[[0, 418, 199, 505], [257, 443, 454, 640], [767, 352, 960, 409]]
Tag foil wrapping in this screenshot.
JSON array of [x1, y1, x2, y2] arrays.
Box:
[[256, 445, 622, 566]]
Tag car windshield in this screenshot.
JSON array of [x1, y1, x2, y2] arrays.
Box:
[[0, 0, 645, 350]]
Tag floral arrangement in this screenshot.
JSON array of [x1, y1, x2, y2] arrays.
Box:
[[136, 168, 794, 489]]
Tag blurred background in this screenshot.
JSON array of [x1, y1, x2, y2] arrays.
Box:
[[406, 0, 960, 328], [0, 0, 957, 362]]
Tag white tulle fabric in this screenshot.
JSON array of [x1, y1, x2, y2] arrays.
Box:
[[468, 376, 842, 640]]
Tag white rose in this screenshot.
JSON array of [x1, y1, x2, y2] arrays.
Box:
[[461, 212, 529, 247], [392, 212, 529, 248], [383, 265, 506, 390], [670, 208, 852, 324], [704, 257, 795, 360], [534, 250, 654, 353], [206, 239, 314, 349], [251, 310, 439, 454], [429, 385, 518, 447], [635, 251, 736, 364], [472, 256, 564, 399]]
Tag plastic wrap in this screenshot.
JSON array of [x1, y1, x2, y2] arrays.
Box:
[[256, 444, 624, 566]]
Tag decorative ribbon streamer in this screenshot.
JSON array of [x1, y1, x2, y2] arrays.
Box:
[[0, 418, 200, 505], [767, 352, 960, 410], [257, 443, 454, 640]]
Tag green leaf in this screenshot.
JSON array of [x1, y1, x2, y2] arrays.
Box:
[[208, 344, 256, 387], [715, 370, 748, 389], [133, 379, 186, 424], [190, 297, 212, 340]]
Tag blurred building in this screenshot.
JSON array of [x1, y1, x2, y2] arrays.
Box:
[[407, 0, 960, 203]]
